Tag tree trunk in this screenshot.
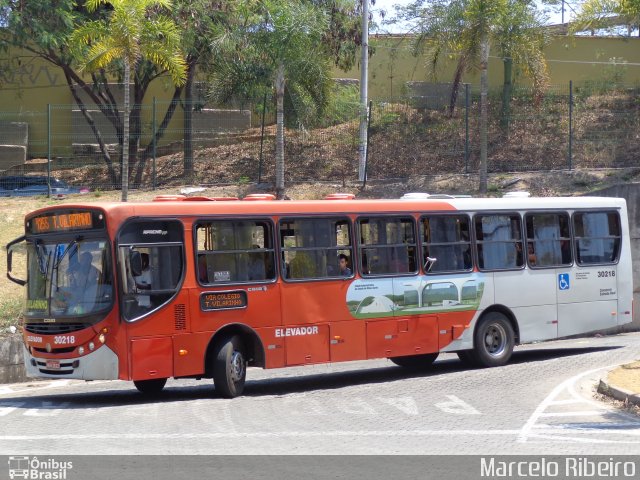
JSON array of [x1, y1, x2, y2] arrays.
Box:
[[183, 61, 196, 183], [275, 63, 286, 200], [479, 33, 489, 194], [501, 57, 513, 131], [449, 56, 466, 116], [62, 70, 118, 187], [121, 58, 131, 202], [128, 85, 143, 188]]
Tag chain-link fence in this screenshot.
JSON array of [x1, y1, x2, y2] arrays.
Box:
[[0, 81, 639, 193]]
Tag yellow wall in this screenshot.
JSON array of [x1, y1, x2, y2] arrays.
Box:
[[337, 35, 640, 98], [0, 47, 185, 156], [2, 35, 640, 155]]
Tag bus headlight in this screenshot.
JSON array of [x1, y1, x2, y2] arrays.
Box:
[[89, 342, 95, 351], [78, 346, 85, 355], [98, 333, 106, 344]]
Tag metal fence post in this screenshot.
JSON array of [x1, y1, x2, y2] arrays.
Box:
[[152, 97, 157, 190], [568, 80, 573, 170], [465, 83, 470, 174], [362, 101, 372, 189], [47, 104, 51, 198]]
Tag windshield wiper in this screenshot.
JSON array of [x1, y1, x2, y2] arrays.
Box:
[[54, 236, 82, 270], [35, 240, 47, 275]]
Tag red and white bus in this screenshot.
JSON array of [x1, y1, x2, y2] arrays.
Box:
[[6, 193, 632, 397]]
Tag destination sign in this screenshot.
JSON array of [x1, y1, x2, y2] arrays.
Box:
[[28, 210, 104, 234], [200, 291, 248, 311]]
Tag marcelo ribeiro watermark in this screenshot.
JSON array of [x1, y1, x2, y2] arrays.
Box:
[[480, 457, 637, 478], [8, 456, 73, 480]]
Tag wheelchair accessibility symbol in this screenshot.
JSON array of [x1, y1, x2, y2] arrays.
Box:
[[558, 273, 570, 290]]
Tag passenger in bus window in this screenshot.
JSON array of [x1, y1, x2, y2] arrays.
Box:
[[247, 250, 266, 281], [134, 253, 152, 290], [527, 243, 537, 266], [198, 254, 208, 283], [339, 253, 352, 276]]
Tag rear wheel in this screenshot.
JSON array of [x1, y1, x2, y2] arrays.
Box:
[[134, 378, 167, 395], [389, 353, 439, 369], [471, 312, 515, 367], [212, 335, 247, 398]]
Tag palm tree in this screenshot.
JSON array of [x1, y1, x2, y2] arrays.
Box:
[[71, 0, 187, 201], [398, 0, 548, 193], [210, 0, 331, 199], [572, 0, 640, 35]]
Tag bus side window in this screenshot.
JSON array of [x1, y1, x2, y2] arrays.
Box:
[[475, 214, 523, 271], [196, 220, 276, 284]]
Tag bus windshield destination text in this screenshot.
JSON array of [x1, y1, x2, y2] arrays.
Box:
[[32, 212, 93, 233]]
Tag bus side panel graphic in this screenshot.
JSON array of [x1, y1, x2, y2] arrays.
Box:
[[346, 273, 486, 319]]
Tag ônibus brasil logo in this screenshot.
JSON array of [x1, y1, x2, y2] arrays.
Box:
[[8, 456, 73, 480]]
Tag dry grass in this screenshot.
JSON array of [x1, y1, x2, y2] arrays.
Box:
[[608, 361, 640, 394]]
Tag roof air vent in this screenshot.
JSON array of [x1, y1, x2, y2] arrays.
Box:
[[503, 191, 531, 198], [243, 193, 276, 201], [400, 192, 431, 200], [153, 195, 186, 202], [324, 193, 355, 200]]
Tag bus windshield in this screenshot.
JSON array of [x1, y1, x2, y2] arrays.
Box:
[[25, 239, 113, 318]]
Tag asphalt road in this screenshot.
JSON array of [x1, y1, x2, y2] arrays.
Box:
[[1, 333, 639, 455]]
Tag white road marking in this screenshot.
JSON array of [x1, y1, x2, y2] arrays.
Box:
[[518, 362, 640, 444], [539, 411, 606, 418], [377, 396, 419, 415], [435, 395, 480, 415], [0, 403, 25, 416], [23, 402, 69, 417], [0, 430, 523, 441], [548, 399, 583, 406]]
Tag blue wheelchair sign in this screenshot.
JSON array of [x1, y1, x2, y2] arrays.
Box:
[[558, 273, 570, 290]]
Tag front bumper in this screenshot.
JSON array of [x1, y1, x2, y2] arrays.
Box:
[[23, 344, 119, 380]]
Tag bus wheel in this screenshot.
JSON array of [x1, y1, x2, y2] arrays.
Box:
[[472, 312, 514, 367], [456, 350, 476, 366], [134, 378, 167, 395], [389, 353, 439, 369], [213, 335, 247, 398]]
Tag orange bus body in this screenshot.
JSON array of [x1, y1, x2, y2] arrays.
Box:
[[13, 195, 633, 396]]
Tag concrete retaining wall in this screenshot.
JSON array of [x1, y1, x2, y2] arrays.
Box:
[[0, 121, 29, 171], [0, 335, 28, 384], [0, 145, 27, 171]]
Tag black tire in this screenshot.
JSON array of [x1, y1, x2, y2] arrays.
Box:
[[472, 311, 515, 367], [456, 350, 477, 367], [134, 378, 167, 395], [389, 353, 439, 369], [212, 335, 247, 398]]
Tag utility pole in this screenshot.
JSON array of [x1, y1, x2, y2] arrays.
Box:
[[358, 0, 369, 182]]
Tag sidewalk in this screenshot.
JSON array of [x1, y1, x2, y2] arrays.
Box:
[[597, 360, 640, 406]]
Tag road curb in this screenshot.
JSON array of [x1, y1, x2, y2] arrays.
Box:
[[597, 378, 640, 406]]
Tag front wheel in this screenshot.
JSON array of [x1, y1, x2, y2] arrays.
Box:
[[134, 378, 167, 395], [389, 353, 439, 369], [471, 312, 515, 367], [212, 335, 247, 398]]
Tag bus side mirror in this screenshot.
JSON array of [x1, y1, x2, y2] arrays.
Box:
[[129, 250, 142, 277], [6, 235, 27, 286]]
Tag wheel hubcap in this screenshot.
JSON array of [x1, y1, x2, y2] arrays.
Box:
[[483, 323, 507, 356], [230, 351, 245, 382]]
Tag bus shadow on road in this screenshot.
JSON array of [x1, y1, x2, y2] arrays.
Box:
[[0, 346, 622, 408], [240, 345, 624, 397]]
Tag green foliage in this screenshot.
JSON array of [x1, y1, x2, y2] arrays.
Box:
[[572, 0, 640, 35], [71, 0, 187, 85]]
